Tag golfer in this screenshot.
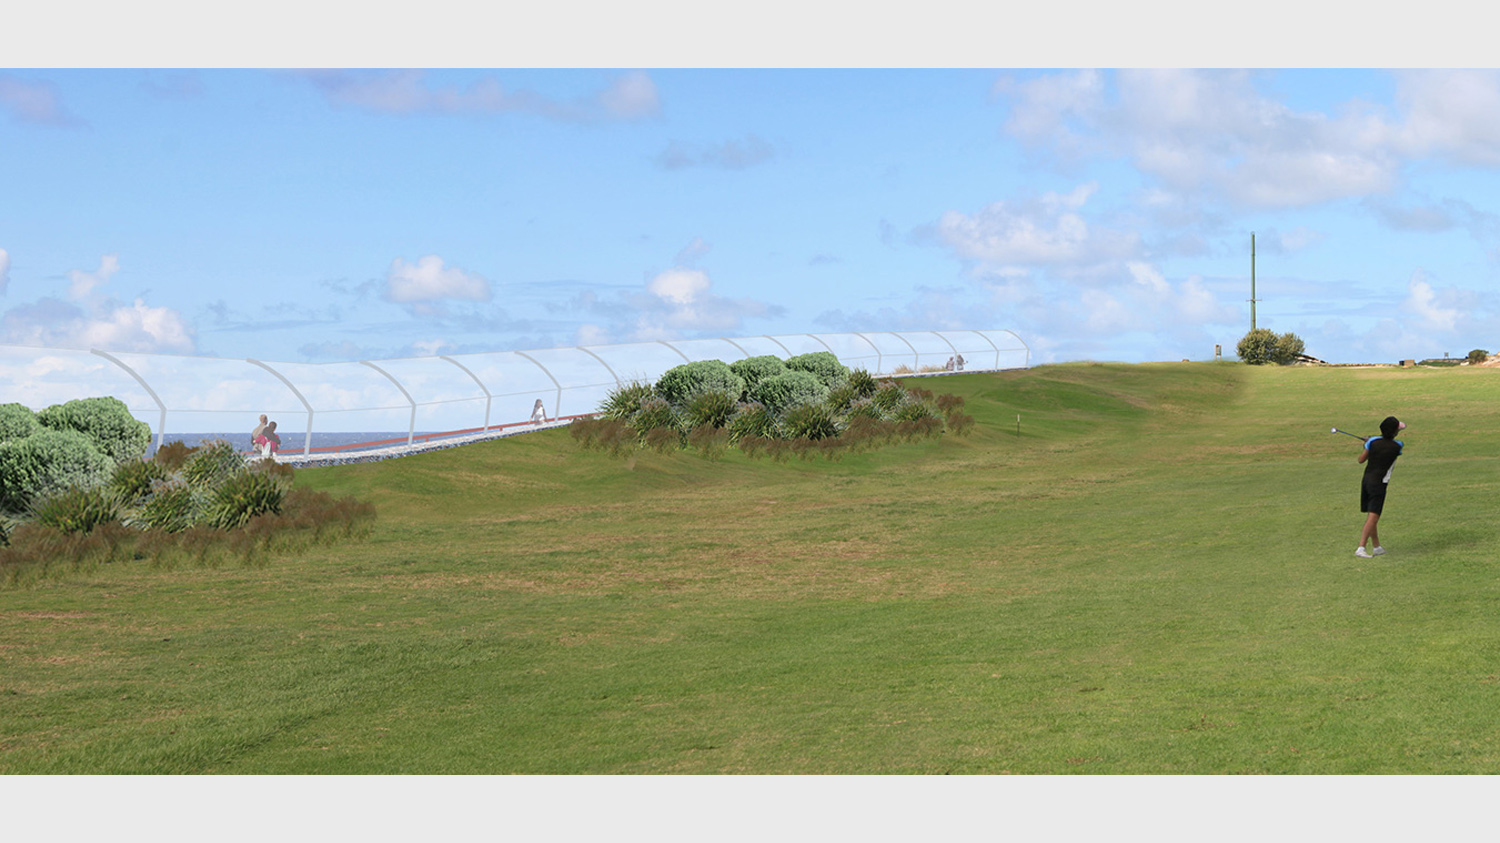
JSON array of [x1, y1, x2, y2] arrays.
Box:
[[1355, 415, 1405, 558]]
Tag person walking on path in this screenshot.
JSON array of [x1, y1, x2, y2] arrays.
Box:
[[531, 399, 548, 425], [256, 420, 281, 458], [251, 414, 267, 454], [1355, 415, 1405, 558]]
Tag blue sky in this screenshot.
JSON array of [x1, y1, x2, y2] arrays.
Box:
[[4, 14, 1498, 369]]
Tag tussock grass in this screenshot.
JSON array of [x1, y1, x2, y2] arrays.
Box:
[[4, 363, 1500, 773]]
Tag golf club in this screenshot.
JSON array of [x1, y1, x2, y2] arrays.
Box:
[[1331, 427, 1366, 440]]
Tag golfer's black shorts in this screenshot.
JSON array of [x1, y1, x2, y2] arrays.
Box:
[[1361, 479, 1388, 514]]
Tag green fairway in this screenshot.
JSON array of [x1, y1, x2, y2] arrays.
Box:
[[3, 362, 1499, 773]]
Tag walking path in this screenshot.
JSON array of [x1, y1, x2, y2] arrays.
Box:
[[251, 419, 576, 468]]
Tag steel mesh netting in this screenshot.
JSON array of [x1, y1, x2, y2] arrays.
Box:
[[0, 330, 1028, 456]]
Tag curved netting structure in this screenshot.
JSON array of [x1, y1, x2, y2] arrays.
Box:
[[0, 330, 1028, 457]]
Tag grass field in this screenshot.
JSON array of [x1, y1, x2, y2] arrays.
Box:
[[3, 362, 1498, 774]]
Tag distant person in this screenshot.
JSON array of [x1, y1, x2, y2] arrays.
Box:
[[955, 353, 965, 371], [945, 356, 955, 372], [251, 414, 267, 453], [256, 420, 282, 458], [531, 399, 548, 425], [1355, 416, 1405, 558]]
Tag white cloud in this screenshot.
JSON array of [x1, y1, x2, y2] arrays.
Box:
[[646, 268, 710, 305], [935, 183, 1139, 273], [68, 253, 119, 300], [1392, 70, 1500, 167], [998, 69, 1400, 209], [575, 323, 611, 347], [2, 297, 195, 353], [0, 248, 9, 294], [1403, 272, 1460, 333], [384, 256, 491, 304], [305, 70, 660, 123], [409, 338, 455, 356]]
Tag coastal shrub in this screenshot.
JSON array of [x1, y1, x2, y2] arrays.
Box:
[[29, 485, 122, 535], [203, 470, 286, 530], [845, 397, 884, 421], [893, 398, 942, 424], [682, 390, 738, 429], [871, 380, 907, 414], [825, 382, 860, 413], [132, 481, 206, 533], [598, 381, 656, 421], [0, 403, 40, 443], [726, 403, 778, 441], [785, 351, 849, 386], [152, 440, 198, 471], [655, 360, 746, 405], [728, 356, 787, 392], [36, 396, 151, 464], [0, 429, 113, 514], [181, 440, 244, 490], [750, 370, 828, 413], [847, 368, 878, 399], [111, 458, 170, 505], [630, 396, 678, 437], [643, 426, 680, 453], [946, 411, 976, 436], [1467, 349, 1489, 364], [781, 403, 840, 440]]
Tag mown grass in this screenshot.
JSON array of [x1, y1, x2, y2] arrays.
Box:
[[3, 362, 1499, 773]]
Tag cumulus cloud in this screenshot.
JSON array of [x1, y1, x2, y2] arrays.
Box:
[[0, 74, 81, 126], [0, 254, 196, 354], [562, 241, 781, 342], [1403, 271, 1461, 333], [1391, 70, 1500, 167], [304, 70, 660, 123], [656, 134, 774, 170], [384, 256, 491, 304], [68, 253, 120, 300], [997, 69, 1400, 209], [934, 183, 1139, 277]]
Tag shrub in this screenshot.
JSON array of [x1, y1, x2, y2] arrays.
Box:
[[729, 355, 787, 392], [629, 396, 678, 437], [825, 382, 860, 413], [1271, 332, 1306, 365], [36, 396, 151, 464], [203, 470, 287, 530], [781, 403, 840, 440], [785, 351, 849, 387], [845, 397, 884, 421], [0, 429, 113, 514], [736, 434, 769, 459], [0, 403, 40, 443], [111, 458, 170, 505], [29, 485, 122, 535], [1237, 329, 1305, 365], [181, 440, 244, 490], [936, 393, 965, 414], [893, 398, 942, 424], [132, 481, 206, 533], [598, 381, 656, 421], [152, 440, 199, 471], [1236, 329, 1276, 365], [655, 360, 746, 406], [750, 370, 828, 413], [871, 380, 907, 414], [681, 389, 738, 429], [726, 402, 778, 441], [643, 426, 681, 453], [847, 368, 877, 399], [945, 411, 976, 436], [1468, 349, 1489, 364]]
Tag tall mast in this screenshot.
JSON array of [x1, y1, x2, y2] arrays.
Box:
[[1250, 232, 1259, 332]]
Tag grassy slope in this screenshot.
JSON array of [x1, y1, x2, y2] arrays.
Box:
[[2, 363, 1498, 773]]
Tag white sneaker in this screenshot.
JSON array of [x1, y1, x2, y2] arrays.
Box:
[[1355, 547, 1373, 558], [1372, 546, 1386, 556]]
